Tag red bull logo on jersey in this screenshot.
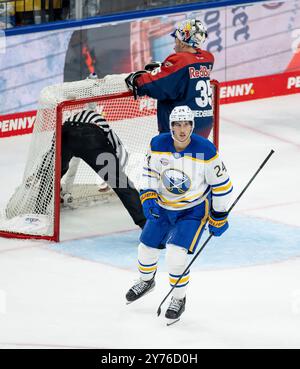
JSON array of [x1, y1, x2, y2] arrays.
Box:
[[189, 66, 211, 79]]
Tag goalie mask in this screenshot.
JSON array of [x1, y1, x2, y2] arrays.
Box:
[[169, 106, 195, 143], [171, 19, 208, 48]]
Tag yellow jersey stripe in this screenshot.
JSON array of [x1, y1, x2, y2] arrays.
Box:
[[212, 181, 232, 193], [159, 191, 205, 205], [158, 194, 209, 208], [148, 170, 160, 177], [151, 151, 173, 156], [206, 153, 219, 163], [189, 199, 209, 253], [157, 200, 196, 209], [144, 167, 160, 176], [184, 153, 219, 164], [143, 172, 159, 179], [150, 151, 219, 163]]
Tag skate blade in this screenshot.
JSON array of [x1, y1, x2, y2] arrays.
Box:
[[166, 318, 180, 327]]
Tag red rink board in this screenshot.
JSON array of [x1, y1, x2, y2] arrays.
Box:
[[219, 71, 300, 104], [1, 71, 300, 139], [0, 111, 37, 138]]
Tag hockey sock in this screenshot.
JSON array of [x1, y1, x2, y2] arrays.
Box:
[[138, 243, 160, 281], [166, 244, 189, 300]]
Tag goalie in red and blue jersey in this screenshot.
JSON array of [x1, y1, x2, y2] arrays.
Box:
[[125, 19, 215, 139]]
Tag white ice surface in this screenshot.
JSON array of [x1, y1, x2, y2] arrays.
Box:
[[0, 94, 300, 349]]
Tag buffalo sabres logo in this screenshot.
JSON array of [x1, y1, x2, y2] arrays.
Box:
[[162, 169, 191, 195]]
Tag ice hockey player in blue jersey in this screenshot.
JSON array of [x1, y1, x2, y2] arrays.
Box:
[[125, 19, 215, 139], [126, 106, 233, 323]]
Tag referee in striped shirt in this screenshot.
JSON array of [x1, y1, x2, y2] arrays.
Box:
[[61, 106, 146, 229]]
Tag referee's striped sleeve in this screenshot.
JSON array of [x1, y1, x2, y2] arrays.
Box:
[[65, 109, 128, 168]]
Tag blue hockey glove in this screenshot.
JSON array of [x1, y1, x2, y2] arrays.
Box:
[[208, 210, 229, 237], [140, 190, 160, 221]]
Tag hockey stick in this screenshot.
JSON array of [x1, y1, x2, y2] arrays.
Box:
[[157, 149, 275, 317]]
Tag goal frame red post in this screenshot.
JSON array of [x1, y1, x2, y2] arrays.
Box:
[[0, 80, 220, 242]]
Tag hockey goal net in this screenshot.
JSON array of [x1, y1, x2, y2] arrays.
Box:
[[0, 75, 220, 242]]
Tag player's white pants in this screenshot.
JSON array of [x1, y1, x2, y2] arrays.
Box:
[[166, 244, 189, 300], [138, 243, 161, 281]]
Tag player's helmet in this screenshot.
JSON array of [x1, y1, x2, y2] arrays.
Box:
[[170, 106, 194, 126], [171, 19, 208, 48], [169, 106, 195, 142]]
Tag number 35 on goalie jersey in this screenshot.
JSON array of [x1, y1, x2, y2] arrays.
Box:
[[136, 51, 214, 136], [140, 133, 233, 212]]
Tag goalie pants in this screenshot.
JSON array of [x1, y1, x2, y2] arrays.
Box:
[[61, 123, 146, 228]]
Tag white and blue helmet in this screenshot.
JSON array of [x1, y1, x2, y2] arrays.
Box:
[[169, 106, 195, 141], [171, 19, 208, 48]]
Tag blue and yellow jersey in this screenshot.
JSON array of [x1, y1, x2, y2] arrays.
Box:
[[140, 133, 233, 212]]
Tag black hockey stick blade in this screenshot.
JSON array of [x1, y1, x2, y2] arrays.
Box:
[[157, 149, 275, 317]]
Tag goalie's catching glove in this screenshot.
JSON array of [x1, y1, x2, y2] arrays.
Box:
[[140, 190, 160, 221], [125, 70, 147, 99], [208, 210, 229, 237], [144, 61, 162, 72]]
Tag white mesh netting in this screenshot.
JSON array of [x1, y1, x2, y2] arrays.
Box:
[[0, 75, 219, 240]]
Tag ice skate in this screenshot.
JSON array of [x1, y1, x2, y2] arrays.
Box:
[[126, 274, 156, 304], [165, 296, 186, 326]]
